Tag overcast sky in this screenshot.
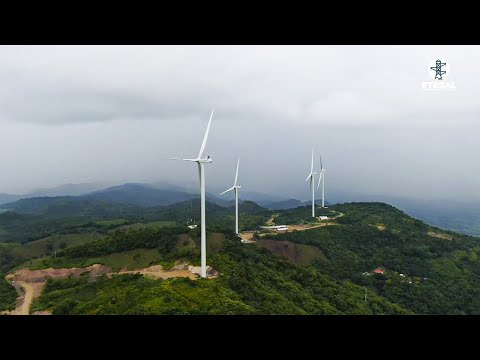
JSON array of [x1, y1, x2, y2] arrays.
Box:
[[0, 45, 479, 201]]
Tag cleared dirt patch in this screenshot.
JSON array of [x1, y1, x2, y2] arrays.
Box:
[[7, 264, 112, 283], [116, 265, 197, 280], [427, 231, 454, 240], [239, 231, 256, 243]]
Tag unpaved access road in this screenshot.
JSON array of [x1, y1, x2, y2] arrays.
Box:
[[10, 281, 45, 315], [4, 263, 208, 315], [239, 211, 345, 242]]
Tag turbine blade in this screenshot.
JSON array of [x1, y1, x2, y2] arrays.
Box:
[[306, 173, 312, 182], [234, 158, 240, 186], [311, 148, 314, 173], [317, 172, 323, 191], [182, 158, 198, 162], [320, 154, 323, 170], [198, 108, 214, 159], [220, 186, 234, 195], [169, 157, 181, 160]]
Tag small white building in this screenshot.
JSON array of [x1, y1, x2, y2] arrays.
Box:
[[260, 225, 288, 232], [319, 216, 329, 220], [188, 224, 198, 229]]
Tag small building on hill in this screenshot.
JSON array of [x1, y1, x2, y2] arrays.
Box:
[[373, 268, 385, 275], [260, 225, 288, 232]]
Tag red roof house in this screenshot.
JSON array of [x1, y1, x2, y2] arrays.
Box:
[[373, 268, 384, 275]]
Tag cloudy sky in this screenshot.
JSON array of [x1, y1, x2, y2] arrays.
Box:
[[0, 45, 479, 201]]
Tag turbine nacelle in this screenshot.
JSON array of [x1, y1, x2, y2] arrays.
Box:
[[198, 156, 213, 163]]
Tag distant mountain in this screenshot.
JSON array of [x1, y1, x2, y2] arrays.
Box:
[[0, 195, 145, 219], [0, 183, 234, 220], [238, 200, 269, 214], [27, 182, 114, 198], [236, 190, 290, 204], [0, 182, 115, 206], [0, 193, 22, 205], [5, 180, 480, 237], [260, 198, 302, 210], [300, 199, 332, 207], [85, 183, 200, 207]]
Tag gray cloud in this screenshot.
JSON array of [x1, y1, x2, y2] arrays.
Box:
[[0, 45, 479, 202]]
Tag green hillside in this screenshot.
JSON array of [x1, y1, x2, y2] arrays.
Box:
[[0, 273, 17, 311], [3, 201, 480, 314], [261, 202, 480, 314], [30, 227, 409, 315]]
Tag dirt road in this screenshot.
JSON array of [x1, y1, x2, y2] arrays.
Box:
[[239, 211, 345, 242], [10, 281, 45, 315], [4, 262, 210, 315], [115, 265, 197, 280], [266, 214, 278, 226]]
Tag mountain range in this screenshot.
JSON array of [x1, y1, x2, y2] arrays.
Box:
[[1, 182, 480, 237]]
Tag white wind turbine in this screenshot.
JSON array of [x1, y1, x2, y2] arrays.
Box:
[[220, 158, 241, 235], [170, 108, 214, 278], [305, 149, 317, 218], [317, 154, 326, 208]]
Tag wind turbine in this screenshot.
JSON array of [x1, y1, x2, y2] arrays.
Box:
[[170, 108, 214, 278], [305, 149, 317, 218], [220, 158, 241, 235], [317, 154, 326, 208]]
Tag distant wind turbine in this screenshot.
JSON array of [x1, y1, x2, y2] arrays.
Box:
[[170, 108, 214, 278], [305, 149, 317, 218], [220, 158, 241, 235], [317, 154, 326, 208]]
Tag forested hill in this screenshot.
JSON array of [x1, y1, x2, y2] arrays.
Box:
[[262, 202, 480, 314], [2, 201, 480, 314]]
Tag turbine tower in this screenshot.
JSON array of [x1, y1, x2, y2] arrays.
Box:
[[305, 149, 317, 218], [317, 154, 326, 208], [220, 158, 241, 235], [170, 108, 214, 278]]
